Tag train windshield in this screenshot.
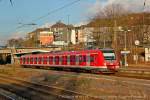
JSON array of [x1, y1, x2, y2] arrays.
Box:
[[101, 49, 116, 60]]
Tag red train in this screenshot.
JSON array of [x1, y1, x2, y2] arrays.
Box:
[[20, 49, 120, 73]]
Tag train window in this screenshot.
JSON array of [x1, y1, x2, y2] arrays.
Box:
[[43, 57, 48, 64], [90, 54, 97, 62], [62, 56, 64, 62], [76, 56, 79, 62], [34, 57, 37, 64], [41, 57, 43, 62], [67, 56, 70, 62], [34, 57, 37, 62], [70, 55, 76, 62], [87, 56, 91, 62], [62, 56, 67, 63], [30, 57, 33, 62], [33, 57, 35, 62], [25, 57, 29, 64], [101, 49, 116, 60], [38, 57, 42, 64], [79, 55, 86, 62], [20, 57, 22, 64], [83, 55, 86, 62], [43, 57, 47, 62], [70, 56, 72, 62], [65, 56, 67, 62], [79, 55, 82, 62], [90, 56, 94, 62], [59, 56, 62, 62], [27, 57, 29, 63], [54, 56, 59, 65], [55, 56, 59, 62]]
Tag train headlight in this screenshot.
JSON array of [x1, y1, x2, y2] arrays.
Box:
[[104, 62, 107, 66], [116, 66, 119, 69]]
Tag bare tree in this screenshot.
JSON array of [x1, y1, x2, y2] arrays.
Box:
[[88, 4, 128, 49], [102, 4, 128, 18], [7, 38, 24, 47]]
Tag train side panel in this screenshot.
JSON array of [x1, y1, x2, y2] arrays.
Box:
[[20, 49, 119, 72]]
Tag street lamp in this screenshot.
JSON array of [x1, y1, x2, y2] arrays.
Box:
[[135, 40, 140, 64], [120, 27, 131, 66]]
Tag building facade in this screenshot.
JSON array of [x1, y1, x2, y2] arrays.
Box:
[[39, 31, 53, 46]]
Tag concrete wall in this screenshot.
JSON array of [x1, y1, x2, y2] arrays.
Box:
[[0, 47, 61, 64], [145, 48, 150, 62]]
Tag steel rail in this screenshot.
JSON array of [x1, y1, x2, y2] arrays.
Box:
[[0, 75, 101, 100], [0, 92, 15, 100]]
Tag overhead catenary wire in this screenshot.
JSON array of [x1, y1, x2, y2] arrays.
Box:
[[0, 0, 13, 6], [16, 0, 81, 29]]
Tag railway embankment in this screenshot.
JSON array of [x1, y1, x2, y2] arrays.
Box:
[[119, 64, 150, 75], [116, 64, 150, 79], [0, 64, 150, 100]]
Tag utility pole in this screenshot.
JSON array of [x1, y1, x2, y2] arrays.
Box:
[[124, 29, 131, 66], [135, 40, 140, 64], [103, 32, 106, 48], [143, 0, 146, 44], [124, 31, 127, 66], [113, 20, 117, 49], [120, 27, 131, 67], [67, 15, 70, 45]]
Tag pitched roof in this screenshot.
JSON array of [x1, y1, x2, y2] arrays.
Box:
[[51, 21, 67, 28], [28, 28, 51, 34]]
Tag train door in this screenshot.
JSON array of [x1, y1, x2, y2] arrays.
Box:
[[62, 56, 67, 65], [49, 56, 53, 65], [20, 57, 22, 64], [79, 55, 86, 66], [34, 57, 37, 64], [70, 55, 76, 65], [62, 56, 64, 65], [61, 56, 64, 65], [55, 56, 59, 65], [26, 57, 30, 64], [23, 57, 26, 64], [43, 56, 47, 64], [21, 57, 25, 64], [30, 57, 33, 64], [23, 57, 25, 64], [90, 54, 98, 66], [59, 56, 62, 65], [75, 55, 79, 66], [25, 57, 28, 64], [38, 57, 42, 64]]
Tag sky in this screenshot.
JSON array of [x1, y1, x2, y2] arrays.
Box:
[[0, 0, 150, 45]]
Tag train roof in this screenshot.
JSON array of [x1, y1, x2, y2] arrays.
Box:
[[15, 50, 50, 57], [21, 49, 103, 57]]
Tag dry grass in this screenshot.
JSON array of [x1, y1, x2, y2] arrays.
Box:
[[0, 64, 150, 100]]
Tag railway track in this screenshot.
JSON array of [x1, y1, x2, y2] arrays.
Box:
[[113, 72, 150, 80], [114, 68, 150, 80], [0, 75, 101, 100], [0, 68, 150, 100], [0, 92, 15, 100], [22, 67, 150, 80], [0, 89, 27, 100], [46, 67, 150, 80]]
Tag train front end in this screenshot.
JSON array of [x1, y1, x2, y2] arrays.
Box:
[[100, 49, 120, 71]]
